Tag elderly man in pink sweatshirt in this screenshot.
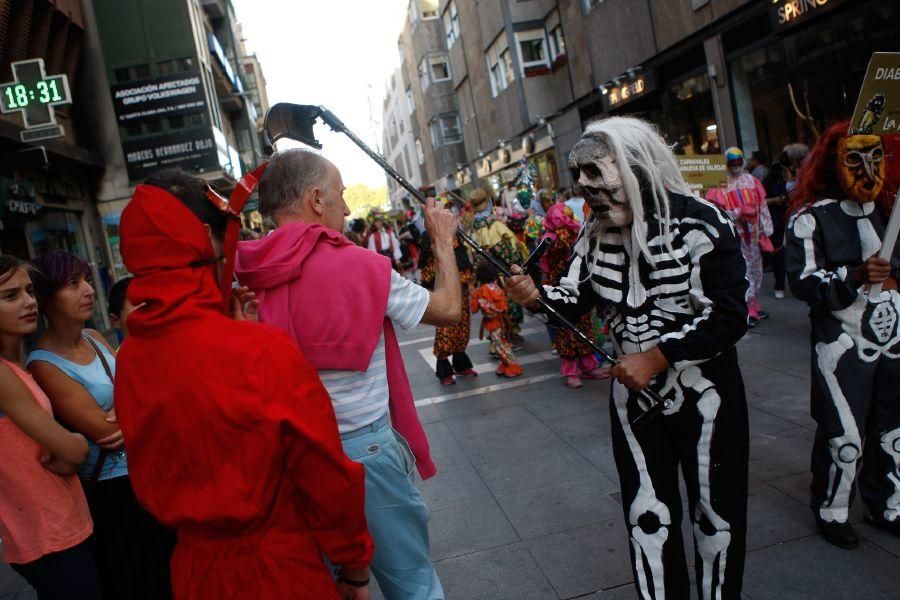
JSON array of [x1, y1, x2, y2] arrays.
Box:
[[235, 149, 460, 600]]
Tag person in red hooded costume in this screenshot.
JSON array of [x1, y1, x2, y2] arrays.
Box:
[[113, 169, 374, 599]]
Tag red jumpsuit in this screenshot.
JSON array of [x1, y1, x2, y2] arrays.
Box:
[[114, 185, 373, 599]]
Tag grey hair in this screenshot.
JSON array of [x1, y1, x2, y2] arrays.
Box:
[[258, 148, 333, 219], [573, 116, 691, 265], [784, 143, 809, 164]]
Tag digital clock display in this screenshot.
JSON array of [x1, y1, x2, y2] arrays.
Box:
[[1, 78, 65, 111]]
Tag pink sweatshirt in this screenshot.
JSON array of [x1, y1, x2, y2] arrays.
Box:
[[235, 222, 436, 479]]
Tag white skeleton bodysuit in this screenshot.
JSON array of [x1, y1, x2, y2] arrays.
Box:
[[786, 199, 900, 527], [542, 191, 750, 600]]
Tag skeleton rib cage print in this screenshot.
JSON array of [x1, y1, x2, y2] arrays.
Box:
[[545, 192, 750, 371]]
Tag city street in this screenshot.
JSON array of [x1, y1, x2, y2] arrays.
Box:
[[390, 280, 900, 600], [3, 280, 900, 599]]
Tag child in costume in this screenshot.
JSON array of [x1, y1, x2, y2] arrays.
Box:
[[471, 260, 523, 378]]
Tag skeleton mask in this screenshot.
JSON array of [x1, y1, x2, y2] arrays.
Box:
[[838, 135, 885, 204], [569, 133, 633, 227]]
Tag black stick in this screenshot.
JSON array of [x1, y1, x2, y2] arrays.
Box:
[[314, 107, 672, 427]]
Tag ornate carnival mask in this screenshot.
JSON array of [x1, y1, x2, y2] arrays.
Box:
[[569, 133, 633, 226], [838, 135, 885, 204]]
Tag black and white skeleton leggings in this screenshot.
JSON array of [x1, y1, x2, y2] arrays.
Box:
[[610, 351, 749, 600], [810, 336, 900, 526]]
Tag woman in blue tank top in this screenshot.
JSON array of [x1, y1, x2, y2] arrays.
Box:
[[27, 251, 174, 600]]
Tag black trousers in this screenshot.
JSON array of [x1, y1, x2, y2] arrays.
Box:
[[611, 354, 749, 600], [12, 540, 101, 600], [85, 475, 176, 600], [809, 338, 900, 525]]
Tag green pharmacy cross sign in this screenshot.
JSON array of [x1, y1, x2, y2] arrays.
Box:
[[0, 58, 72, 143]]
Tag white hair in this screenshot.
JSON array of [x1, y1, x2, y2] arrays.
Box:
[[573, 116, 692, 265]]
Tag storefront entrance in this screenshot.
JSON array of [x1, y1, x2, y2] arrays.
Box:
[[728, 0, 899, 160]]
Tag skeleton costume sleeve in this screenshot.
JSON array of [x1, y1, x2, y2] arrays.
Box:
[[655, 207, 749, 370], [786, 205, 865, 312]]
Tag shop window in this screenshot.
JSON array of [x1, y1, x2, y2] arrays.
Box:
[[418, 57, 430, 91], [406, 87, 415, 114], [486, 36, 514, 97], [444, 1, 460, 47], [440, 113, 462, 145], [516, 30, 549, 75], [662, 73, 719, 155], [415, 138, 425, 164], [430, 55, 451, 83], [548, 26, 566, 62]]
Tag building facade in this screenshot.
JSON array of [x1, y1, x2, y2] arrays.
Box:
[[393, 0, 467, 199], [391, 0, 897, 193], [0, 0, 268, 331], [382, 65, 424, 209], [92, 0, 266, 277], [0, 0, 125, 329]]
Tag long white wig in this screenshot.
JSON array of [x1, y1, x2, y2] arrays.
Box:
[[573, 116, 692, 265]]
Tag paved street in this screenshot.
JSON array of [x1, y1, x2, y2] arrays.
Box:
[[393, 278, 900, 600], [4, 281, 900, 599]]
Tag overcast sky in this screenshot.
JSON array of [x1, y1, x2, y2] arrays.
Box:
[[232, 0, 409, 188]]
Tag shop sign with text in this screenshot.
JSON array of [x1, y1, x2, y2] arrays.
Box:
[[122, 128, 219, 181], [111, 71, 206, 125], [677, 155, 727, 195], [602, 71, 656, 112], [769, 0, 847, 29]]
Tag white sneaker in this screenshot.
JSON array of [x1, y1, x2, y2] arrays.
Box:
[[774, 289, 785, 299]]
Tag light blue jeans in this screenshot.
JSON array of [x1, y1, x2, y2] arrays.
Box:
[[340, 414, 444, 600]]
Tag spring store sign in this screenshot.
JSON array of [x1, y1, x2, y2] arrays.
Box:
[[772, 0, 829, 26]]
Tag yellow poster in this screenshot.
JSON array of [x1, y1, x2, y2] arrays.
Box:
[[677, 155, 728, 196]]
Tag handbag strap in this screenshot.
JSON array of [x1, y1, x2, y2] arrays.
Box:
[[83, 334, 114, 483], [84, 334, 114, 384]]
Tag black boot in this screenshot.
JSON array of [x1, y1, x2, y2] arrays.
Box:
[[815, 516, 859, 549], [864, 513, 900, 538]]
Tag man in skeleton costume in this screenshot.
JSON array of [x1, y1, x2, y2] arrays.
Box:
[[506, 117, 750, 599], [785, 121, 900, 549]]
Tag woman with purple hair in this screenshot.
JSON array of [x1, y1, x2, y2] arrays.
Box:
[[26, 250, 174, 600]]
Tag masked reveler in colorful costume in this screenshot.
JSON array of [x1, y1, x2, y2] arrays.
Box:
[[706, 147, 773, 325], [786, 122, 900, 548], [419, 213, 478, 386], [468, 187, 526, 341], [541, 202, 609, 388], [505, 117, 750, 600]]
